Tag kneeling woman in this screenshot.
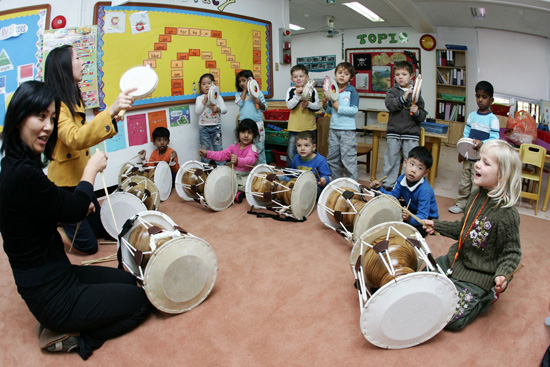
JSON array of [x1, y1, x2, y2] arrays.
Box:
[[0, 81, 152, 360]]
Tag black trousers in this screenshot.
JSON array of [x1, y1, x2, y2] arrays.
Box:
[[18, 265, 152, 360], [62, 195, 107, 254]]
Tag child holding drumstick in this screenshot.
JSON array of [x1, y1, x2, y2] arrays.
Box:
[[370, 146, 438, 237], [138, 126, 179, 181], [424, 140, 522, 330], [235, 70, 267, 165], [199, 119, 259, 199]]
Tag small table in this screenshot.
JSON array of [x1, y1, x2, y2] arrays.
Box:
[[362, 122, 448, 187], [358, 108, 388, 128]]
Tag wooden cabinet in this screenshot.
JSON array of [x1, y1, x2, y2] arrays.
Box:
[[435, 49, 467, 146]]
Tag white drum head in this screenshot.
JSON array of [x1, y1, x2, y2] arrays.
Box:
[[101, 192, 147, 239], [204, 165, 237, 211], [175, 160, 206, 201], [208, 85, 220, 106], [317, 177, 361, 229], [247, 78, 260, 98], [153, 161, 173, 201], [120, 210, 178, 278], [352, 195, 402, 243], [457, 137, 479, 160], [119, 66, 159, 98], [289, 170, 317, 219], [144, 236, 218, 314], [120, 176, 160, 211], [359, 272, 458, 349], [245, 164, 275, 207], [326, 77, 339, 101]]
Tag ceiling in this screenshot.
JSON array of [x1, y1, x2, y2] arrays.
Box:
[[288, 0, 550, 38]]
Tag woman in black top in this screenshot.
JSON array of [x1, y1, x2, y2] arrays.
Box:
[[0, 81, 151, 360]]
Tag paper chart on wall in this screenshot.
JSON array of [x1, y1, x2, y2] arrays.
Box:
[[105, 120, 127, 152], [127, 113, 148, 146], [147, 110, 168, 141], [43, 26, 99, 108]]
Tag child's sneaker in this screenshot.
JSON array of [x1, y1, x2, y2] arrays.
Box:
[[448, 205, 464, 214], [235, 191, 244, 204]]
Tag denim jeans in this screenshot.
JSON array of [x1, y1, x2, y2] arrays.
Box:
[[199, 125, 223, 164]]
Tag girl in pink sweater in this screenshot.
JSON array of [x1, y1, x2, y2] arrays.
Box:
[[199, 119, 259, 195]]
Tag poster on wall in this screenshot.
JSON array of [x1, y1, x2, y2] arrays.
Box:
[[0, 5, 50, 130], [296, 55, 336, 72], [345, 47, 421, 98], [43, 26, 99, 108]]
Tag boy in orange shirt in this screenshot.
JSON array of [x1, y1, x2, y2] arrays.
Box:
[[138, 127, 180, 180]]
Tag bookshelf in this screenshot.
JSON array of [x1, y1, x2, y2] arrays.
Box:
[[435, 48, 467, 146]]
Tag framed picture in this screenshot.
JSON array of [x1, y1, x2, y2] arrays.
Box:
[[345, 47, 421, 98]]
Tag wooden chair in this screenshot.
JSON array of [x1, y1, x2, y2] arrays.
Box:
[[357, 141, 372, 174], [519, 143, 547, 215], [377, 112, 389, 123]]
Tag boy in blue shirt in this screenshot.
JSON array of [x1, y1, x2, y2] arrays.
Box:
[[322, 62, 359, 181], [291, 130, 331, 198], [449, 80, 500, 214], [370, 146, 438, 237]]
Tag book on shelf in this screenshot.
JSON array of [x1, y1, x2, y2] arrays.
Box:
[[437, 102, 466, 122]]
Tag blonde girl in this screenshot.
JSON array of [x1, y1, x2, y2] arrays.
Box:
[[424, 139, 522, 330]]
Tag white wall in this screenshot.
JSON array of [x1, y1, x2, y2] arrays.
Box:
[[2, 0, 290, 188]]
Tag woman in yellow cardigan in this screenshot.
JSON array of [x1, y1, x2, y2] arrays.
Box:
[[45, 45, 135, 254]]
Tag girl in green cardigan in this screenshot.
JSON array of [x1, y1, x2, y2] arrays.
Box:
[[424, 140, 522, 330]]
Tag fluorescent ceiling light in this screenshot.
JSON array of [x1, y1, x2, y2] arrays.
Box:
[[343, 2, 385, 22], [289, 23, 305, 31]]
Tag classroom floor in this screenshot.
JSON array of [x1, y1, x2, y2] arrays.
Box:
[[356, 134, 550, 221]]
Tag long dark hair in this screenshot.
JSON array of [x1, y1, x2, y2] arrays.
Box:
[[235, 69, 254, 92], [1, 81, 59, 167], [44, 45, 83, 118]]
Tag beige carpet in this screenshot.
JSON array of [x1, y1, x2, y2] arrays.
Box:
[[0, 189, 549, 366]]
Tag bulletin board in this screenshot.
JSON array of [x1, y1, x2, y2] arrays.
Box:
[[345, 47, 421, 98], [94, 2, 273, 112], [0, 5, 50, 131]]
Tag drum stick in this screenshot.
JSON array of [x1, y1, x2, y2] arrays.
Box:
[[375, 175, 388, 183], [68, 221, 82, 253], [501, 263, 525, 284], [231, 163, 235, 204], [409, 102, 416, 116], [380, 192, 439, 235], [101, 172, 118, 233]]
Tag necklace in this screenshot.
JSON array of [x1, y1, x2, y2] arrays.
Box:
[[447, 192, 489, 275]]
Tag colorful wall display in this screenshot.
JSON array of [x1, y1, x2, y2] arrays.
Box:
[[0, 5, 50, 131], [94, 2, 273, 112], [43, 26, 100, 108], [345, 47, 421, 98]]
